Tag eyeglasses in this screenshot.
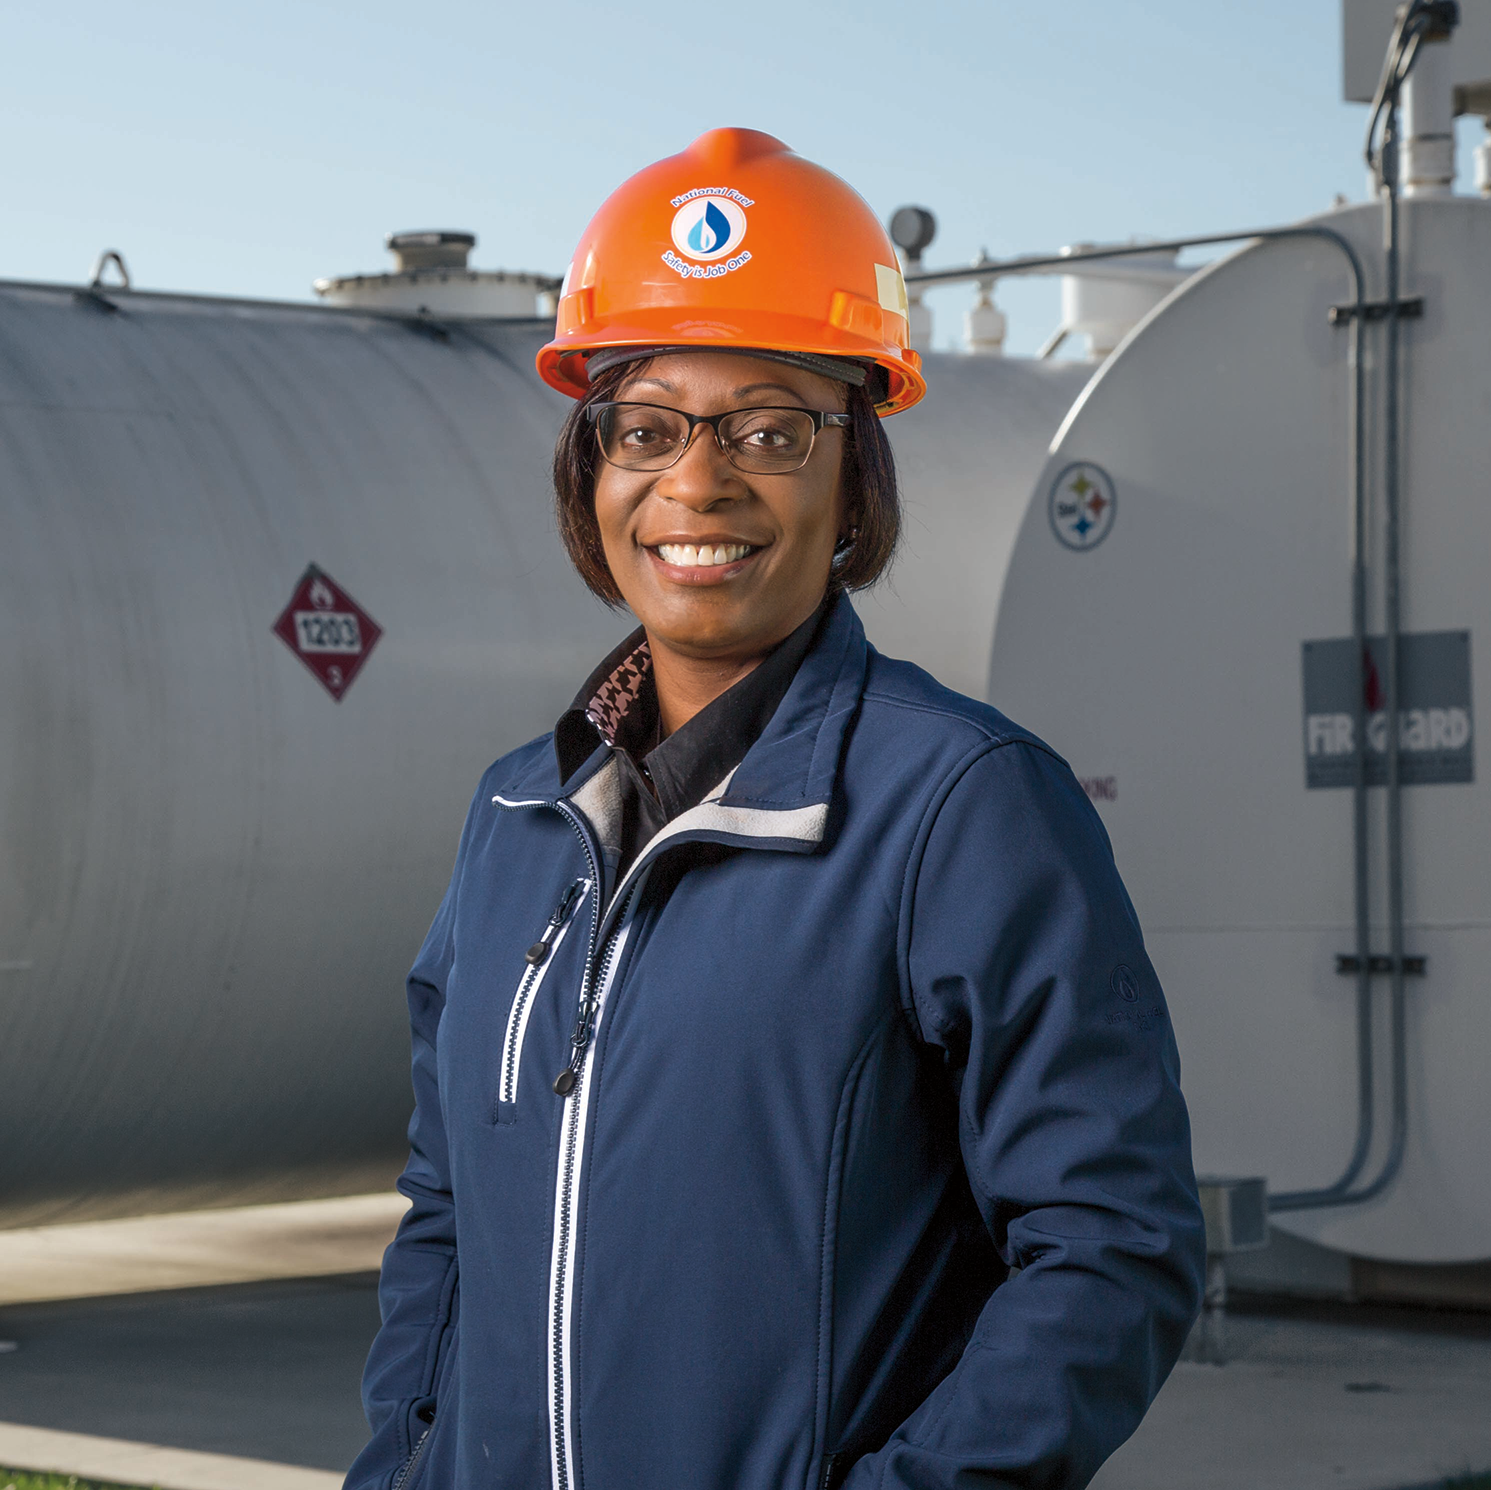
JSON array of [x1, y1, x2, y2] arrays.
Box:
[[588, 401, 851, 475]]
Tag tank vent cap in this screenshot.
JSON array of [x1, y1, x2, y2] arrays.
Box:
[[387, 231, 476, 272]]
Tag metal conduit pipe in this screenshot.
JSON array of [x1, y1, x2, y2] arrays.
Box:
[[1277, 0, 1458, 1211], [1373, 90, 1411, 1211], [909, 224, 1387, 1211]]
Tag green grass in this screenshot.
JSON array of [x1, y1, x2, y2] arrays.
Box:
[[5, 1466, 1489, 1490], [2, 1472, 158, 1490]]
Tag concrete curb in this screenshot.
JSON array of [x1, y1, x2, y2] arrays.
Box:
[[0, 1195, 409, 1306], [0, 1421, 344, 1489]]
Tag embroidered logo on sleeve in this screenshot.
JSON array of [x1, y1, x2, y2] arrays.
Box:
[[1105, 964, 1164, 1031]]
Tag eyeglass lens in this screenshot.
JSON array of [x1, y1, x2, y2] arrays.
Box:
[[596, 404, 820, 473]]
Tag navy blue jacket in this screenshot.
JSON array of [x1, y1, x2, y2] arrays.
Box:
[[348, 595, 1204, 1490]]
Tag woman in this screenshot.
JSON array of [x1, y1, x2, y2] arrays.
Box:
[[348, 128, 1203, 1490]]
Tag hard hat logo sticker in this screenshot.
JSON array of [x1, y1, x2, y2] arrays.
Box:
[[668, 194, 749, 274], [687, 201, 732, 255]]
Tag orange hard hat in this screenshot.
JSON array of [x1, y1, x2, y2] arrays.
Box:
[[536, 128, 926, 416]]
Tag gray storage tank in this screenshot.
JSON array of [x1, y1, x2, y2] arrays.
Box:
[[0, 275, 1091, 1226], [0, 283, 619, 1225]]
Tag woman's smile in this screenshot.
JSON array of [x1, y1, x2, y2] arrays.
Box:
[[651, 541, 756, 569], [645, 539, 763, 582]]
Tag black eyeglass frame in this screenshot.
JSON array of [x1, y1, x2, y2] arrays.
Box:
[[586, 400, 852, 474]]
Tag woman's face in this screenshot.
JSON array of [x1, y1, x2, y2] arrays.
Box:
[[592, 352, 848, 664]]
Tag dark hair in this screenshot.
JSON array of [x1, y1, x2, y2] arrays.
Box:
[[552, 359, 901, 606]]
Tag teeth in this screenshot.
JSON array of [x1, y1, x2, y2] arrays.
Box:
[[657, 543, 751, 568]]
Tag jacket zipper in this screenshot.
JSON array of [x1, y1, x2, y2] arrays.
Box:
[[497, 878, 587, 1111], [546, 877, 644, 1490], [492, 789, 657, 1490], [550, 876, 622, 1096], [392, 1422, 433, 1490], [493, 793, 608, 1490]]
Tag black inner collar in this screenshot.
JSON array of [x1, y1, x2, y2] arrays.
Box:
[[555, 600, 828, 833]]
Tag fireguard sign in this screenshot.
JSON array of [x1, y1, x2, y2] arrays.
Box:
[[1301, 631, 1473, 788]]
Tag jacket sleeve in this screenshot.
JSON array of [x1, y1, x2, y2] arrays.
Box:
[[343, 787, 478, 1490], [848, 741, 1205, 1490]]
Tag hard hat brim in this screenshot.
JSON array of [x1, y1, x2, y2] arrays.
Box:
[[538, 309, 925, 417]]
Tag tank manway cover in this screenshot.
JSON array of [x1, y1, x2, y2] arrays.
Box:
[[271, 564, 383, 701]]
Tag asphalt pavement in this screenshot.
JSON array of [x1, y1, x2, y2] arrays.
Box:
[[0, 1274, 378, 1474], [1, 1276, 1488, 1489], [1094, 1295, 1491, 1490]]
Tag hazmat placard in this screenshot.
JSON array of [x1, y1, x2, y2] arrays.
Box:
[[271, 564, 383, 702], [1301, 631, 1473, 788]]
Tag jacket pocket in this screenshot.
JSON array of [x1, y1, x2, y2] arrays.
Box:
[[392, 1412, 435, 1490], [494, 878, 589, 1125], [393, 1308, 460, 1490]]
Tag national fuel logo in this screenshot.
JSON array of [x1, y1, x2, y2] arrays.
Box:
[[664, 189, 752, 280]]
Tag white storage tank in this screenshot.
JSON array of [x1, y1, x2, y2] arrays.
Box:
[[986, 194, 1491, 1265]]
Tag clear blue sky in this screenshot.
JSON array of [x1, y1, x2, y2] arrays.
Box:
[[4, 0, 1483, 353]]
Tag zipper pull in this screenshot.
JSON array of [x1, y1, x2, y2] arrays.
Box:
[[553, 994, 597, 1096], [552, 878, 585, 926], [554, 879, 638, 1098], [525, 879, 586, 967]]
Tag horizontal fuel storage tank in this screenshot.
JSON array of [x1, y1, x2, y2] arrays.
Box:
[[0, 282, 620, 1226], [986, 196, 1491, 1265], [0, 273, 1097, 1228]]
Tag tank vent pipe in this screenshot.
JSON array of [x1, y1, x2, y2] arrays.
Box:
[[388, 230, 476, 272], [889, 206, 937, 354], [1402, 21, 1457, 196], [964, 256, 1006, 356]]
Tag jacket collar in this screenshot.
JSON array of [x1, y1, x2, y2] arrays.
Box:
[[553, 598, 828, 820], [494, 591, 868, 859]]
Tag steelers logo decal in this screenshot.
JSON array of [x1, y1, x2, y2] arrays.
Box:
[[1048, 462, 1117, 552]]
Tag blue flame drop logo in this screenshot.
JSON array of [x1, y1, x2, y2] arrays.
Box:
[[687, 201, 732, 255], [669, 195, 747, 262]]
